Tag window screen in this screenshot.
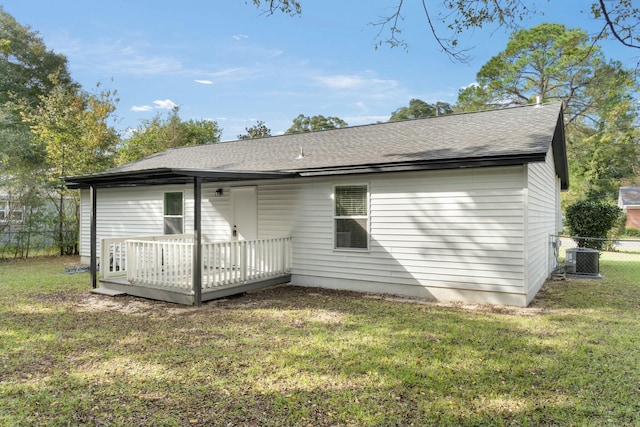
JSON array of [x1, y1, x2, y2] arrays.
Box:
[[334, 185, 368, 250]]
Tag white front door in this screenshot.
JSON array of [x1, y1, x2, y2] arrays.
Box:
[[231, 187, 257, 241]]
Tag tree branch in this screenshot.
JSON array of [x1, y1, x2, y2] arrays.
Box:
[[420, 0, 471, 62], [598, 0, 640, 49]]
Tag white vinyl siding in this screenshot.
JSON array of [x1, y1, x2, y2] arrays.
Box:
[[290, 167, 528, 305], [525, 147, 559, 303], [256, 183, 301, 239], [79, 185, 193, 259], [200, 185, 232, 241]]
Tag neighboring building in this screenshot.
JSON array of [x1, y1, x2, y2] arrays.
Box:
[[0, 190, 25, 247], [618, 187, 640, 229], [0, 191, 24, 224], [66, 103, 568, 307], [0, 188, 62, 255]]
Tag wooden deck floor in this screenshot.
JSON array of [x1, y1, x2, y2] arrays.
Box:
[[98, 274, 292, 305]]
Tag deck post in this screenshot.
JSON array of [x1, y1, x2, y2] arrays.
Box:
[[90, 185, 97, 289], [193, 177, 202, 306]]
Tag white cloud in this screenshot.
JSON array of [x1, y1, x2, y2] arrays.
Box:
[[344, 115, 390, 125], [209, 67, 251, 78], [153, 99, 178, 109], [233, 34, 249, 40], [131, 105, 153, 112], [195, 79, 214, 85], [315, 74, 399, 91], [75, 39, 185, 76], [131, 99, 178, 112], [316, 74, 367, 89]]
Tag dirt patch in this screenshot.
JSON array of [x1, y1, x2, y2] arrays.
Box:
[[76, 293, 189, 317], [70, 284, 546, 317]]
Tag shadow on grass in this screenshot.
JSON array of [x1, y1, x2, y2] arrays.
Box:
[[2, 278, 640, 426]]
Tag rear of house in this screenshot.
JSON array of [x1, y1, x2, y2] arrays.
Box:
[[70, 103, 568, 307]]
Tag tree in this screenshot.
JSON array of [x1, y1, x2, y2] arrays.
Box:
[[21, 77, 120, 254], [389, 99, 453, 121], [238, 120, 272, 140], [455, 23, 639, 202], [0, 7, 74, 171], [249, 1, 640, 61], [455, 24, 635, 123], [0, 7, 73, 117], [119, 107, 222, 163], [285, 114, 348, 134], [0, 7, 77, 256]]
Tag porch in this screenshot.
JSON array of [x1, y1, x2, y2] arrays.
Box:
[[98, 235, 292, 305]]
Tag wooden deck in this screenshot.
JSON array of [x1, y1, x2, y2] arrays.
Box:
[[98, 274, 292, 305], [98, 235, 292, 305]]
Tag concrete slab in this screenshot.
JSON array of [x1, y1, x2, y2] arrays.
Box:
[[91, 287, 127, 297]]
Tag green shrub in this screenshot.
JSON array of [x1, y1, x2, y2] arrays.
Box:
[[625, 227, 640, 237], [565, 199, 623, 250]]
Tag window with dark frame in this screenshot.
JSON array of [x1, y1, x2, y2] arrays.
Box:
[[334, 184, 369, 250], [164, 192, 183, 234]]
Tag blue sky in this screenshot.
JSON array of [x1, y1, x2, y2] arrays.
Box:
[[3, 1, 638, 141]]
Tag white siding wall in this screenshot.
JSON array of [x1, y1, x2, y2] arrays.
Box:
[[290, 167, 529, 306], [79, 188, 90, 259], [525, 148, 560, 304], [80, 185, 193, 260], [257, 182, 302, 238], [201, 185, 231, 241]]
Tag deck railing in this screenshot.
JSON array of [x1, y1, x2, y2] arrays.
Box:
[[100, 234, 193, 280], [120, 236, 291, 291], [201, 237, 292, 289]]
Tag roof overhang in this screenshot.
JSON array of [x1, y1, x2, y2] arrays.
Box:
[[65, 153, 555, 189], [294, 153, 547, 177], [64, 168, 297, 189]]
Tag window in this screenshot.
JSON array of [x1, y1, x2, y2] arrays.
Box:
[[0, 200, 23, 223], [334, 184, 369, 250], [0, 200, 9, 221], [164, 192, 183, 234], [0, 200, 7, 222]]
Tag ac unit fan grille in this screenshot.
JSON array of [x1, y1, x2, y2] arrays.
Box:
[[575, 250, 599, 275]]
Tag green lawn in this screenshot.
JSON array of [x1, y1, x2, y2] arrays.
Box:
[[1, 255, 639, 426]]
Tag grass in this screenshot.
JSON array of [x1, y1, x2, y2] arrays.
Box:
[[1, 255, 639, 426]]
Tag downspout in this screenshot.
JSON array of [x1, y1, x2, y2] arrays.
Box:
[[90, 185, 97, 289], [193, 177, 202, 306]]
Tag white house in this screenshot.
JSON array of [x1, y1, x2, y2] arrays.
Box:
[[66, 103, 568, 307]]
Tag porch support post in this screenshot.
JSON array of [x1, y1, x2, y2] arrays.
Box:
[[89, 185, 97, 289], [193, 177, 203, 306]]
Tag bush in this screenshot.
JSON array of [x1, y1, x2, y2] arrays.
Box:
[[625, 227, 640, 237], [565, 199, 623, 250]]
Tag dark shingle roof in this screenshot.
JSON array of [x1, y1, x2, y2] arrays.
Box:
[[66, 102, 567, 188]]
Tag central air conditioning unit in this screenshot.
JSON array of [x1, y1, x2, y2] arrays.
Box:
[[565, 248, 600, 277]]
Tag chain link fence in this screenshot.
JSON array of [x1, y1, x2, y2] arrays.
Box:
[[552, 234, 640, 279], [0, 229, 60, 259]]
